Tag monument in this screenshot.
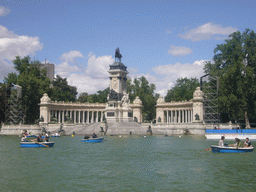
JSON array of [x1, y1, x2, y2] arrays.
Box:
[[105, 48, 133, 122]]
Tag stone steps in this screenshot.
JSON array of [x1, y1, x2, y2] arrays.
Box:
[[106, 122, 147, 135]]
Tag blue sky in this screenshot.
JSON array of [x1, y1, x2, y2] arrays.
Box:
[[1, 0, 256, 96]]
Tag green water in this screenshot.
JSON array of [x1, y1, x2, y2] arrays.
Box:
[[0, 135, 256, 192]]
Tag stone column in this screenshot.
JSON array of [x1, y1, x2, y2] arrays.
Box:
[[86, 111, 89, 123], [78, 111, 81, 124], [178, 110, 181, 123], [174, 110, 177, 123], [82, 111, 85, 123], [182, 110, 185, 123], [58, 111, 60, 123], [166, 109, 169, 123], [74, 111, 76, 124], [92, 111, 94, 123], [170, 110, 173, 123], [101, 111, 103, 122], [61, 111, 64, 123], [96, 111, 99, 122]]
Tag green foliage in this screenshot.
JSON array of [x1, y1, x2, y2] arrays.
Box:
[[49, 75, 77, 102], [78, 87, 110, 103], [3, 73, 18, 86], [205, 29, 256, 127], [77, 92, 89, 102], [3, 56, 78, 124], [2, 56, 52, 123], [165, 77, 200, 102], [127, 76, 157, 122]]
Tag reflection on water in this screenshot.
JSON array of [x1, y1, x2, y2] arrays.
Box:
[[0, 135, 256, 191]]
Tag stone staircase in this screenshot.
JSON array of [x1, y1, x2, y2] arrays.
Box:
[[61, 123, 103, 135], [106, 121, 148, 135]]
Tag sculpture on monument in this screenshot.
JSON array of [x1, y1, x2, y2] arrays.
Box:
[[115, 47, 122, 62], [121, 93, 130, 107]]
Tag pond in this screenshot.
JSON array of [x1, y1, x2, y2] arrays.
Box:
[[0, 135, 255, 191]]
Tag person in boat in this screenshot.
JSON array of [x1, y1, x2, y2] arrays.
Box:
[[229, 138, 242, 147], [84, 134, 90, 140], [244, 137, 252, 147], [218, 136, 225, 147], [45, 133, 49, 142], [92, 133, 98, 138], [21, 134, 28, 142], [35, 135, 43, 142]]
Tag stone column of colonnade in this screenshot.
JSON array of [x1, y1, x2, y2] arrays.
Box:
[[163, 109, 193, 124], [47, 109, 105, 124]]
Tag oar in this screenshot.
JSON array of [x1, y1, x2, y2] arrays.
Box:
[[36, 142, 49, 147], [205, 147, 212, 151], [31, 139, 49, 147]]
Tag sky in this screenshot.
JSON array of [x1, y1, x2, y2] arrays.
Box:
[[0, 0, 256, 96]]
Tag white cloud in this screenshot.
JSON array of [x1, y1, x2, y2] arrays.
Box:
[[55, 52, 114, 94], [179, 22, 237, 42], [55, 62, 80, 77], [0, 25, 43, 81], [86, 53, 114, 79], [0, 6, 10, 16], [168, 45, 193, 56], [150, 60, 208, 96], [59, 50, 84, 63]]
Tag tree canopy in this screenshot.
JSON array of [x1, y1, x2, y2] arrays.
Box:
[[204, 29, 256, 128], [127, 76, 158, 122], [49, 75, 77, 102], [3, 56, 52, 123], [165, 77, 200, 102], [78, 87, 109, 103], [2, 56, 78, 124]]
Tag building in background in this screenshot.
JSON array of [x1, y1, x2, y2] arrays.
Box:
[[40, 63, 55, 81]]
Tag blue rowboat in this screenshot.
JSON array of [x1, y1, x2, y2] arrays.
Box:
[[51, 134, 60, 137], [20, 142, 54, 148], [211, 145, 254, 153], [25, 135, 37, 138], [81, 137, 104, 143]]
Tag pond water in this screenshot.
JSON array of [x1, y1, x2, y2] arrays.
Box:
[[0, 135, 256, 191]]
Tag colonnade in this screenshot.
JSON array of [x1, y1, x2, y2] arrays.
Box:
[[48, 110, 105, 124], [163, 109, 193, 123]]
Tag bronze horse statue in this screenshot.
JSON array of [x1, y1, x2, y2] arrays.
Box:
[[115, 48, 122, 62]]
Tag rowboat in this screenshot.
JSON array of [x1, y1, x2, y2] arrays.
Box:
[[25, 135, 37, 138], [20, 142, 54, 148], [81, 137, 104, 143], [211, 145, 254, 153], [51, 133, 60, 137]]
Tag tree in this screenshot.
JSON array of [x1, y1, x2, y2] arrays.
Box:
[[3, 56, 52, 124], [78, 88, 110, 103], [77, 92, 89, 103], [96, 87, 110, 103], [204, 29, 256, 128], [49, 75, 77, 102], [3, 73, 18, 86], [127, 76, 157, 122], [165, 77, 200, 102]]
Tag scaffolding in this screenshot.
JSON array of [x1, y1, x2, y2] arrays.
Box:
[[200, 74, 220, 124], [5, 85, 25, 124]]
